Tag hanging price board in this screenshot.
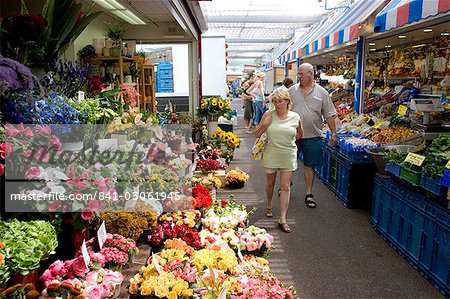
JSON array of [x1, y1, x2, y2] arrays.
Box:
[[404, 153, 425, 166], [397, 105, 407, 115]]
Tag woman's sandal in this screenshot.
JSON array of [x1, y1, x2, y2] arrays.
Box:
[[278, 221, 291, 233], [305, 194, 316, 208], [265, 207, 273, 218]]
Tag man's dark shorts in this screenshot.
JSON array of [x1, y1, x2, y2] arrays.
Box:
[[296, 137, 324, 167]]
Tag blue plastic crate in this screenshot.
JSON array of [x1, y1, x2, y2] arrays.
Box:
[[443, 168, 450, 187], [420, 173, 447, 196], [157, 78, 174, 86], [156, 69, 173, 77], [156, 87, 174, 93], [371, 174, 450, 297], [385, 163, 401, 177]]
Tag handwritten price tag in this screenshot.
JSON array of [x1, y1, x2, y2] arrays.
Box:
[[218, 287, 227, 299], [397, 105, 407, 115], [97, 221, 107, 249], [237, 249, 245, 263], [446, 159, 450, 169], [404, 153, 425, 166], [78, 91, 85, 103], [81, 240, 91, 269], [152, 253, 163, 274]]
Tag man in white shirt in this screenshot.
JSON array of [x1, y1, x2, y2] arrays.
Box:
[[288, 63, 338, 208]]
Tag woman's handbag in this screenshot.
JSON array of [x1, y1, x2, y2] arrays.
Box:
[[250, 133, 267, 160]]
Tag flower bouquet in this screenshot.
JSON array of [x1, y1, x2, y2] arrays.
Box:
[[191, 247, 238, 273], [225, 168, 249, 188], [199, 228, 240, 250], [201, 199, 249, 231], [0, 283, 40, 299], [197, 148, 222, 160], [197, 97, 231, 121], [148, 221, 203, 250], [236, 226, 274, 256], [191, 176, 222, 190], [211, 128, 240, 149], [159, 210, 202, 228], [196, 158, 225, 174], [231, 255, 270, 277], [233, 272, 297, 299], [100, 212, 149, 241]]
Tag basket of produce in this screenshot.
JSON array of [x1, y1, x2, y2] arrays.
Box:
[[366, 145, 417, 176], [369, 127, 423, 146]]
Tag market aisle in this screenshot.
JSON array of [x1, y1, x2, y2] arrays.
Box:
[[220, 97, 443, 298]]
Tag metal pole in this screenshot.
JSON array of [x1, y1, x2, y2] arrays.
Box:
[[354, 36, 366, 113]]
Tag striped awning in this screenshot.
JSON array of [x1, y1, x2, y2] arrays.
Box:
[[305, 0, 387, 55], [374, 0, 450, 32]]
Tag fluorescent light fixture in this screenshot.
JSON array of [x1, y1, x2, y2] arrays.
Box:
[[368, 42, 376, 46], [441, 32, 450, 36], [93, 0, 145, 25], [398, 35, 406, 38], [370, 48, 376, 51], [93, 0, 124, 10], [385, 45, 391, 48], [110, 8, 146, 25], [412, 44, 427, 48], [423, 28, 433, 32]]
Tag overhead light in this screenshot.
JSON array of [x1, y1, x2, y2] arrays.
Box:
[[423, 28, 433, 32], [368, 42, 376, 46], [93, 0, 146, 25], [412, 44, 427, 48], [398, 35, 407, 38], [441, 32, 450, 36], [385, 45, 391, 48], [111, 10, 146, 25], [370, 48, 376, 51], [93, 0, 124, 10]]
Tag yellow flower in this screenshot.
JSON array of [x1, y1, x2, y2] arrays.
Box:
[[168, 290, 178, 299], [182, 289, 194, 297], [218, 100, 224, 108], [211, 99, 218, 106], [155, 285, 169, 298], [140, 281, 154, 296]]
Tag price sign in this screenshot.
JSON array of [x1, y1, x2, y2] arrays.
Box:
[[445, 159, 450, 169], [397, 105, 407, 115], [152, 253, 162, 274], [81, 240, 91, 269], [97, 221, 107, 249], [404, 153, 425, 166], [218, 287, 227, 299], [237, 249, 245, 263], [78, 91, 85, 103]]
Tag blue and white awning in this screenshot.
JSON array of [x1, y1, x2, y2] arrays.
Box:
[[305, 0, 387, 55], [374, 0, 450, 33]]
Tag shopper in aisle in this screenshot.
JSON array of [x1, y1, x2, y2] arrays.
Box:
[[255, 89, 303, 233], [282, 77, 294, 89], [249, 73, 266, 126], [288, 63, 337, 208], [242, 80, 255, 133]]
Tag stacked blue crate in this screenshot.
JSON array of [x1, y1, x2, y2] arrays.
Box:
[[372, 174, 450, 297], [156, 60, 174, 93]]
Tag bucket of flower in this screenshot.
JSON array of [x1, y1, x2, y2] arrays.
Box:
[[225, 168, 249, 189]]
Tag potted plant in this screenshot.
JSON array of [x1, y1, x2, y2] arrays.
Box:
[[105, 24, 125, 57]]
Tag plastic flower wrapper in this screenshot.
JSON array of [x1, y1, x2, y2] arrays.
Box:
[[201, 198, 249, 231]]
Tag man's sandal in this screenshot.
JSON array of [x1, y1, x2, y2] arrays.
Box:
[[305, 194, 316, 208], [278, 221, 291, 233], [265, 207, 273, 218]]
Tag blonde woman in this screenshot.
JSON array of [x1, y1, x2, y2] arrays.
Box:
[[249, 72, 266, 126], [254, 89, 303, 233]]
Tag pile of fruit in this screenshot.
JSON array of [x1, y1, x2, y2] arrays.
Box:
[[370, 127, 420, 144]]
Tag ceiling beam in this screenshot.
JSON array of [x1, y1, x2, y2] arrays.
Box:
[[226, 38, 289, 43], [228, 55, 263, 59], [206, 15, 322, 23]]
